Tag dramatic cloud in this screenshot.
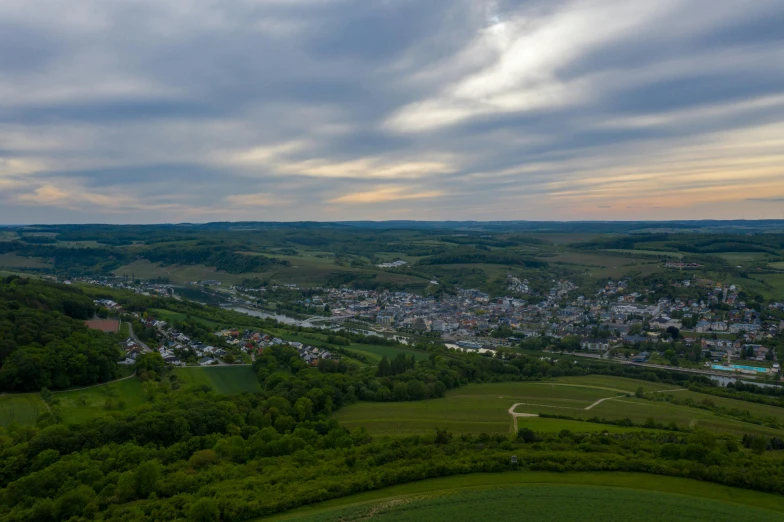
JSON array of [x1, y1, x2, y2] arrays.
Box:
[[1, 0, 783, 223]]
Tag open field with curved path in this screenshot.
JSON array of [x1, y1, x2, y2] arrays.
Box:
[[333, 376, 784, 438]]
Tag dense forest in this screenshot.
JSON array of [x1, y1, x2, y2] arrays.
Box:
[[0, 277, 122, 391]]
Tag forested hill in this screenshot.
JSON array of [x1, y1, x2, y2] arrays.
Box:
[[0, 277, 123, 391]]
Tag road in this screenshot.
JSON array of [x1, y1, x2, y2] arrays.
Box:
[[127, 322, 152, 352], [548, 350, 768, 380]]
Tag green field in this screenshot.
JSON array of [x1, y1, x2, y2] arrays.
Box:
[[604, 249, 683, 258], [113, 260, 250, 285], [0, 253, 52, 269], [174, 366, 261, 394], [263, 472, 784, 521], [149, 308, 221, 329], [769, 261, 784, 270], [0, 377, 147, 426], [0, 394, 48, 426], [333, 377, 784, 438], [54, 377, 148, 423], [344, 344, 430, 364], [716, 252, 774, 265], [539, 253, 664, 278]]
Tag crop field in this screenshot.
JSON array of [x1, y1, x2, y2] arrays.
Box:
[[174, 366, 261, 394], [344, 344, 430, 364], [539, 253, 663, 278], [113, 260, 250, 285], [551, 375, 680, 392], [332, 380, 637, 435], [604, 249, 683, 258], [0, 394, 48, 426], [333, 377, 784, 438], [748, 273, 784, 300], [264, 472, 784, 522], [54, 377, 148, 424], [769, 261, 784, 270], [0, 253, 52, 269], [716, 252, 775, 265]]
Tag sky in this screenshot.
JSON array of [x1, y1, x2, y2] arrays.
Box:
[[1, 0, 784, 224]]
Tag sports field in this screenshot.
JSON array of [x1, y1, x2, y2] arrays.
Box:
[[333, 376, 784, 437], [174, 366, 261, 394], [262, 472, 784, 521]]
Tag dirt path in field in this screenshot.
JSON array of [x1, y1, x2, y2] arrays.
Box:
[[584, 395, 626, 410], [508, 386, 688, 432], [529, 383, 632, 394], [52, 372, 137, 393], [508, 403, 539, 432]]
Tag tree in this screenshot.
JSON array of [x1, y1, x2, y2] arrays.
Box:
[[751, 437, 768, 455], [189, 498, 220, 522], [635, 387, 645, 398], [294, 397, 314, 421], [406, 380, 427, 400], [134, 460, 161, 499], [434, 427, 452, 445], [666, 326, 680, 340], [517, 428, 538, 443]]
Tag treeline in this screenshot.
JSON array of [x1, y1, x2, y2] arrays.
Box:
[[416, 248, 548, 268], [575, 233, 784, 255], [143, 246, 288, 274], [0, 277, 123, 391]]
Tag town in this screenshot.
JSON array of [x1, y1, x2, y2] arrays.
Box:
[[83, 271, 784, 379]]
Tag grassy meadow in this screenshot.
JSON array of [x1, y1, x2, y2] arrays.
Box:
[[174, 366, 261, 394], [54, 377, 148, 424], [262, 472, 784, 522]]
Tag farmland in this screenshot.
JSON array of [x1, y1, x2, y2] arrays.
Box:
[[604, 249, 683, 258], [174, 366, 261, 394], [263, 472, 784, 522], [333, 377, 784, 438], [344, 344, 430, 364], [0, 253, 52, 269], [113, 260, 250, 285]]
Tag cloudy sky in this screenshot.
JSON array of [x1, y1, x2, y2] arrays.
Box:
[[2, 0, 784, 224]]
